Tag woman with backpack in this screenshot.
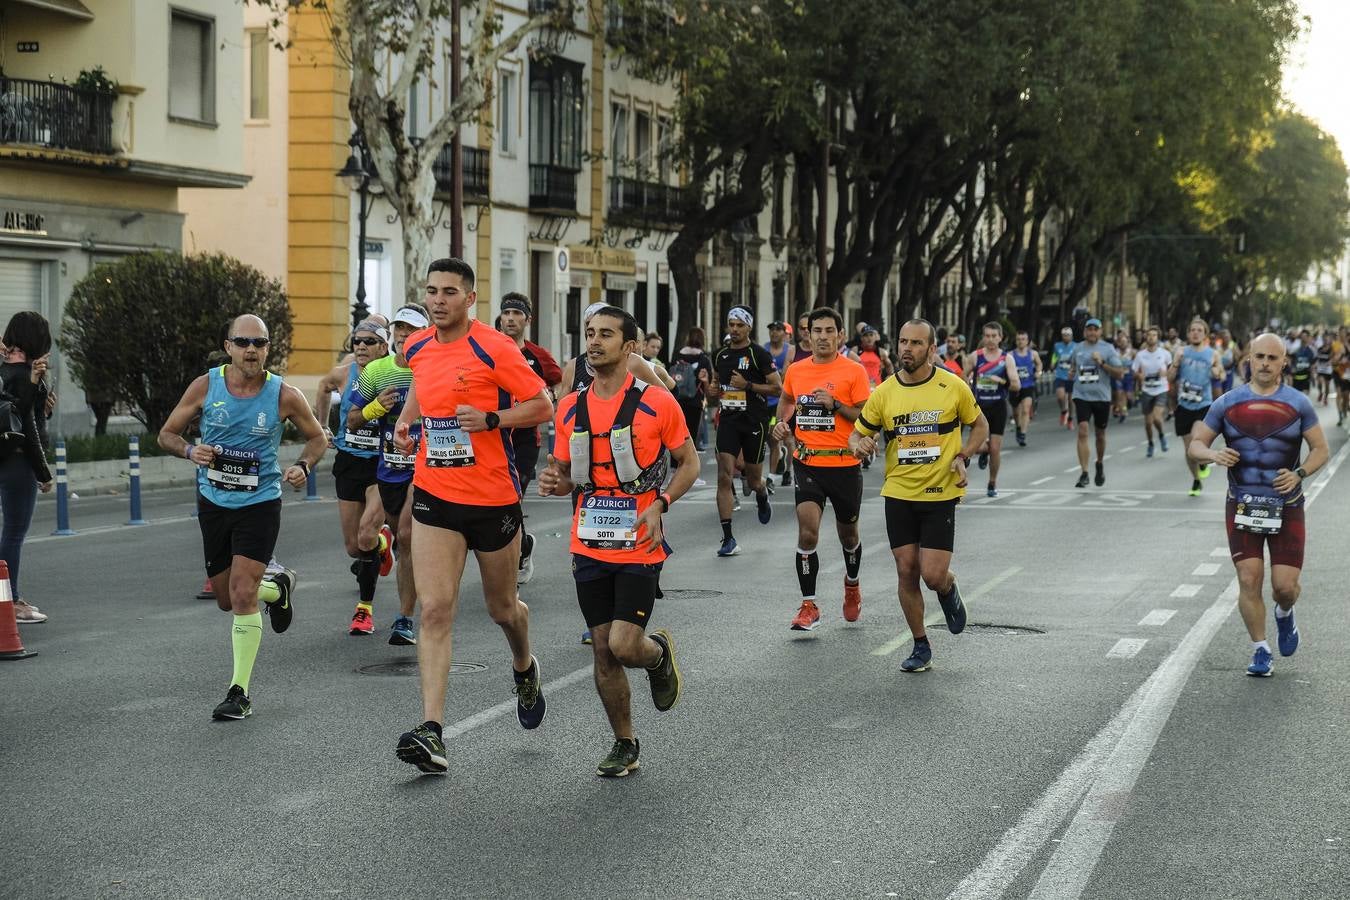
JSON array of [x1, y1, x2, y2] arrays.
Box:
[[671, 327, 714, 453], [1, 311, 54, 623]]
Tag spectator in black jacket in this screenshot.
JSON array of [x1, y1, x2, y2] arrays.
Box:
[[0, 311, 53, 623]]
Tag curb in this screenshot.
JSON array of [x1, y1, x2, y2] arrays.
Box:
[[57, 443, 336, 496]]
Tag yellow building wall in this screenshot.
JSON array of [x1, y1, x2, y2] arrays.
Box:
[[287, 6, 350, 376], [476, 121, 493, 322]]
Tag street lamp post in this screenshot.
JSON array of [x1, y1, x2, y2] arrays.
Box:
[[337, 131, 376, 329]]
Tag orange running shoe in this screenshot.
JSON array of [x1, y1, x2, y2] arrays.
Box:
[[349, 603, 374, 635], [790, 600, 821, 631], [378, 524, 395, 577], [843, 581, 862, 622]]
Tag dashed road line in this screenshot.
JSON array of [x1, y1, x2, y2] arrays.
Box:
[[1105, 638, 1148, 658], [1030, 476, 1055, 486], [1137, 609, 1176, 626], [1210, 546, 1229, 558], [1191, 562, 1221, 577], [1169, 584, 1202, 598]]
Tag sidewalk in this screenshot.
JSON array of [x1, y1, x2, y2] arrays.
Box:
[[56, 442, 335, 496]]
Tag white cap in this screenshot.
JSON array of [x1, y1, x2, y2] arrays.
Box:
[[583, 302, 606, 322], [391, 307, 429, 329]]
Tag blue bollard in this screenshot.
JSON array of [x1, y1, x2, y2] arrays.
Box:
[[126, 435, 148, 525], [51, 440, 76, 536], [304, 467, 319, 501]]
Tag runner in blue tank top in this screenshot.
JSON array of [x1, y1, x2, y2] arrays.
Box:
[[159, 314, 328, 721], [763, 320, 793, 486], [1010, 329, 1042, 447], [1168, 318, 1225, 496], [1051, 326, 1076, 428], [964, 322, 1021, 497]]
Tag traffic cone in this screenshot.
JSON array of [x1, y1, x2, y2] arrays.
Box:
[[0, 561, 37, 660], [196, 578, 215, 600]]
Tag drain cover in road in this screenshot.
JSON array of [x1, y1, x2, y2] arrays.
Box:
[[963, 623, 1045, 635], [661, 589, 724, 600], [357, 661, 488, 676]]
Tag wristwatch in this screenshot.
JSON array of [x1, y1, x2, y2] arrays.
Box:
[[484, 411, 500, 430], [1295, 466, 1308, 480], [955, 452, 970, 466]]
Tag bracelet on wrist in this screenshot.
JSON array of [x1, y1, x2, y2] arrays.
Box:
[[658, 492, 672, 513], [955, 452, 970, 466], [184, 444, 194, 461]]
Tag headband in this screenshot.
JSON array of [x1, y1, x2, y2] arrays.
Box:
[[727, 308, 753, 327]]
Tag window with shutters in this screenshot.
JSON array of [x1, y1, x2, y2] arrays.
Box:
[[168, 10, 216, 125]]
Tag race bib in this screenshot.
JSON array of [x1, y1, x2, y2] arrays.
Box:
[[1077, 366, 1100, 384], [1294, 357, 1312, 373], [795, 399, 835, 431], [1233, 493, 1284, 534], [423, 416, 476, 468], [893, 423, 942, 465], [1143, 375, 1164, 391], [577, 494, 639, 550], [976, 375, 1000, 396], [342, 421, 380, 451], [721, 388, 747, 411], [1179, 381, 1205, 405], [207, 446, 261, 492], [382, 428, 417, 471]]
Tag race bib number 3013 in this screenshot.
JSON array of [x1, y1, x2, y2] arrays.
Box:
[[207, 446, 261, 492]]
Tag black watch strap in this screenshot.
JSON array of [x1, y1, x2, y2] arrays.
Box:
[[485, 411, 500, 430], [1295, 466, 1308, 480]]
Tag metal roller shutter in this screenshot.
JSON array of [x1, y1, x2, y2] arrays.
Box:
[[0, 258, 44, 330]]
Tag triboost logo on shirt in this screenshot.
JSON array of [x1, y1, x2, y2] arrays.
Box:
[[891, 410, 941, 426]]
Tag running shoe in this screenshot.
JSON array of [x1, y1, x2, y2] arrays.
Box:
[[212, 684, 252, 721], [1198, 463, 1212, 480], [733, 496, 742, 512], [756, 490, 772, 524], [717, 537, 739, 557], [517, 532, 535, 586], [378, 524, 395, 577], [513, 655, 546, 729], [396, 723, 448, 774], [596, 738, 640, 778], [349, 604, 374, 635], [741, 475, 751, 497], [1159, 434, 1169, 452], [264, 568, 295, 634], [1189, 479, 1202, 497], [693, 477, 708, 487], [389, 615, 416, 646], [1075, 471, 1090, 488], [978, 451, 989, 470], [986, 484, 998, 498], [842, 582, 862, 623], [581, 629, 593, 645], [1276, 612, 1300, 657], [1146, 442, 1154, 458], [646, 630, 682, 711], [1059, 411, 1068, 428], [900, 642, 932, 673], [1246, 646, 1273, 677], [1094, 462, 1105, 486], [13, 600, 46, 623], [781, 467, 793, 487], [1016, 432, 1026, 447], [938, 577, 967, 634], [790, 599, 821, 631], [765, 479, 776, 496]]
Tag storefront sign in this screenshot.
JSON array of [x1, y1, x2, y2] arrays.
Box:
[[1, 210, 46, 235], [605, 273, 638, 292], [567, 245, 635, 273]]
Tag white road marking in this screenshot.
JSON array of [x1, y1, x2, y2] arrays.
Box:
[[443, 665, 593, 742], [1169, 584, 1202, 598], [1191, 562, 1221, 577], [1137, 609, 1176, 626], [1118, 445, 1136, 453], [945, 578, 1239, 900], [871, 565, 1022, 656], [1210, 546, 1229, 557], [1105, 638, 1148, 658], [1030, 476, 1055, 486], [1102, 454, 1113, 461], [1063, 466, 1081, 473], [1304, 437, 1350, 505]]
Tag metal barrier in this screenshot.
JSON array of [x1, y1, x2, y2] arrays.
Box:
[[50, 441, 75, 536]]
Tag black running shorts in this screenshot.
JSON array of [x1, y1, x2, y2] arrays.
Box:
[[1174, 404, 1210, 437], [1073, 399, 1111, 430], [978, 399, 1008, 437], [716, 414, 767, 464], [197, 496, 282, 577], [1013, 387, 1037, 407], [332, 450, 378, 503], [378, 479, 411, 520], [410, 486, 521, 552], [792, 460, 863, 523], [572, 554, 662, 629], [884, 496, 958, 552]]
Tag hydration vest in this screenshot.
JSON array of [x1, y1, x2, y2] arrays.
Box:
[[568, 380, 668, 495]]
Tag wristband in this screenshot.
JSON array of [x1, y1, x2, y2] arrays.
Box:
[[361, 399, 389, 421], [658, 492, 672, 513], [294, 459, 310, 476], [955, 452, 970, 466], [184, 443, 194, 461]]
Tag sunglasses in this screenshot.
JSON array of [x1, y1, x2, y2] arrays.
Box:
[[229, 337, 270, 348], [351, 337, 383, 347]]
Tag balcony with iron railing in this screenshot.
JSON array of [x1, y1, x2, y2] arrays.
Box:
[[529, 164, 579, 212], [0, 76, 115, 155], [432, 144, 490, 199], [607, 176, 694, 226]]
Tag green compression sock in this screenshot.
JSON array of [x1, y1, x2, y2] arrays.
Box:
[[230, 612, 263, 693], [257, 580, 281, 604]]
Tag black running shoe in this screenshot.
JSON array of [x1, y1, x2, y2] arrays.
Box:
[[212, 684, 252, 721], [264, 568, 295, 634], [781, 467, 793, 487], [513, 655, 546, 729], [978, 451, 989, 470], [1094, 461, 1105, 486], [646, 630, 682, 712], [596, 738, 640, 777], [396, 723, 448, 774], [900, 642, 932, 673], [1075, 471, 1090, 488], [938, 577, 966, 634], [756, 490, 772, 525]]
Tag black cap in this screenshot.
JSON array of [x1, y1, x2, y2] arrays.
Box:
[[501, 295, 532, 316]]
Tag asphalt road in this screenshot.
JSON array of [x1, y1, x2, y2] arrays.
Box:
[[5, 397, 1349, 899]]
